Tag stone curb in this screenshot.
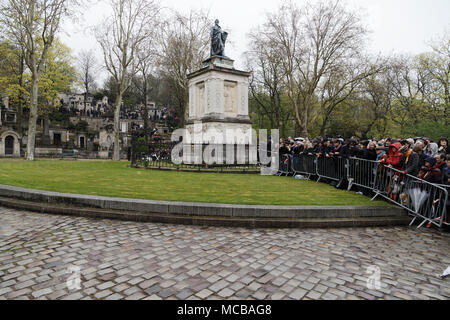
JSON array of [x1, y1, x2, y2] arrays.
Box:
[[0, 196, 411, 229], [0, 184, 405, 220]]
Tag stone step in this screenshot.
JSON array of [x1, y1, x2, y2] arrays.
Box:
[[0, 184, 406, 220], [0, 196, 411, 229]]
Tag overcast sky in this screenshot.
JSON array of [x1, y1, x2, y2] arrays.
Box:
[[60, 0, 450, 86]]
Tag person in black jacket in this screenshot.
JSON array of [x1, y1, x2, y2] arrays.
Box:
[[279, 142, 290, 155], [438, 138, 450, 155], [399, 144, 420, 177], [414, 144, 427, 169], [418, 157, 442, 184], [335, 139, 359, 190], [360, 141, 377, 160], [331, 138, 345, 157], [291, 141, 303, 169], [341, 138, 360, 158], [292, 141, 304, 155], [303, 141, 315, 155], [311, 138, 322, 155]]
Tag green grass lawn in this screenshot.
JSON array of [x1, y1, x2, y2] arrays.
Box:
[[0, 159, 388, 206]]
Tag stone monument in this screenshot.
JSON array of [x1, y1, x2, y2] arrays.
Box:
[[184, 20, 253, 164]]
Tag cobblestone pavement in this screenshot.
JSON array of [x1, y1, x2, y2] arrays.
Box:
[[0, 206, 449, 300]]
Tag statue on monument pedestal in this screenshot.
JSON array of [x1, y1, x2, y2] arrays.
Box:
[[210, 19, 228, 58]]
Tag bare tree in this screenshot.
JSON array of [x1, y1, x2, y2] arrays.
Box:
[[260, 0, 368, 137], [245, 31, 293, 134], [317, 55, 383, 136], [416, 32, 450, 124], [360, 63, 396, 138], [0, 0, 78, 160], [77, 49, 97, 112], [133, 36, 158, 144], [96, 0, 159, 161], [385, 55, 426, 134], [155, 8, 211, 126]]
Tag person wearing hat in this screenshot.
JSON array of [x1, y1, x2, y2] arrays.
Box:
[[398, 144, 419, 176], [312, 138, 323, 156], [341, 138, 360, 158], [418, 157, 442, 183], [321, 138, 334, 158], [331, 138, 344, 157]]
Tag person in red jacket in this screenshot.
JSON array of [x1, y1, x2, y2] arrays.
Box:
[[380, 142, 403, 170]]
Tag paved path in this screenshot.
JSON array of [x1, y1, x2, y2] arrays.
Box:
[[0, 206, 449, 300]]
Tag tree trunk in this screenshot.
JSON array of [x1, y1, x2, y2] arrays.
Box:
[[301, 98, 311, 138], [301, 111, 309, 137], [113, 94, 122, 161], [26, 69, 39, 161], [143, 81, 149, 145], [42, 109, 50, 146], [291, 96, 306, 137], [84, 91, 88, 115], [17, 55, 25, 137], [178, 100, 185, 127], [319, 113, 330, 137], [17, 103, 23, 137]]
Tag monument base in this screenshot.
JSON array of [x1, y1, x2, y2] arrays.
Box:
[[185, 122, 253, 145], [182, 122, 255, 165], [179, 143, 256, 166]]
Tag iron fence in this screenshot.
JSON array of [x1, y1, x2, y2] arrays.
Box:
[[131, 141, 259, 173]]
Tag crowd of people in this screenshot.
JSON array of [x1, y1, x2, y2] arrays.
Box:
[[279, 136, 450, 186], [59, 106, 111, 118]]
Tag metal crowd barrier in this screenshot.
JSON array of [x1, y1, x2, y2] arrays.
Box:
[[278, 154, 292, 176], [292, 154, 317, 178], [435, 184, 450, 228], [371, 165, 448, 229], [347, 158, 379, 191], [276, 153, 449, 229], [316, 156, 347, 183]]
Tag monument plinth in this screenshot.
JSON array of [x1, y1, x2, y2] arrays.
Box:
[[182, 20, 254, 164], [185, 56, 253, 145]]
